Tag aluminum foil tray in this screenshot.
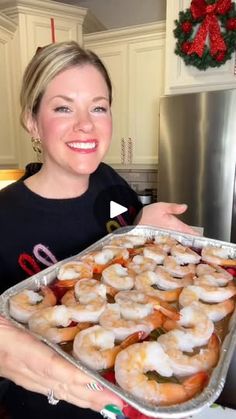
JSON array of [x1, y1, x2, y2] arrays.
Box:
[[1, 226, 236, 418]]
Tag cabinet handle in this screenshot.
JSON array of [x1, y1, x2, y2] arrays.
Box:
[[127, 137, 133, 164], [121, 138, 125, 164], [120, 137, 134, 165]]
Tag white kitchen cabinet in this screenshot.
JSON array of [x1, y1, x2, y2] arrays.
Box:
[[0, 13, 19, 167], [165, 0, 236, 95], [85, 22, 165, 166], [1, 0, 87, 71], [0, 0, 90, 168]]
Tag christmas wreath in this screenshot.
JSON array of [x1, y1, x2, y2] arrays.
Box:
[[174, 0, 236, 70]]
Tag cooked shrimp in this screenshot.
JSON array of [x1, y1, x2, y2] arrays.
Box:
[[201, 246, 236, 266], [163, 256, 196, 278], [57, 261, 93, 286], [74, 279, 107, 303], [170, 244, 201, 265], [109, 235, 147, 248], [114, 341, 208, 406], [196, 263, 233, 281], [28, 305, 84, 343], [143, 245, 167, 264], [158, 333, 220, 377], [154, 266, 194, 290], [99, 303, 164, 341], [179, 283, 236, 304], [73, 325, 144, 370], [127, 254, 156, 274], [163, 306, 214, 351], [61, 289, 107, 323], [178, 305, 214, 348], [9, 286, 57, 324], [179, 298, 235, 322], [114, 290, 179, 321], [154, 235, 178, 253], [101, 263, 134, 291], [194, 275, 231, 287], [82, 246, 129, 274], [114, 290, 153, 320], [135, 270, 182, 302]]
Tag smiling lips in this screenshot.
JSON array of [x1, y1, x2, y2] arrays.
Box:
[[67, 140, 98, 152]]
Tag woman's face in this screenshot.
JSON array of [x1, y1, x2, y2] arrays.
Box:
[[28, 64, 112, 177]]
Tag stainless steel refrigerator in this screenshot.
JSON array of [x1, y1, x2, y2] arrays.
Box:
[[159, 89, 236, 409], [158, 89, 236, 243]]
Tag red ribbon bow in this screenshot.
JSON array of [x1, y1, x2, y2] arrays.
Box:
[[187, 0, 232, 57]]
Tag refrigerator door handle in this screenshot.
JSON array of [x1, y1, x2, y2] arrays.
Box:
[[231, 164, 236, 243]]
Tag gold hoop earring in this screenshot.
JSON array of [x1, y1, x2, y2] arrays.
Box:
[[31, 137, 42, 162]]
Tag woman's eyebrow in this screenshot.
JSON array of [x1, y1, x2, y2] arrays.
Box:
[[50, 95, 74, 102], [92, 96, 109, 102], [50, 95, 109, 102]]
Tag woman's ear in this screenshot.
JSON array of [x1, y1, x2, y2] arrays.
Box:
[[25, 111, 39, 138]]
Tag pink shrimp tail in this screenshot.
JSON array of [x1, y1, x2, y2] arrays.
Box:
[[184, 371, 209, 398]]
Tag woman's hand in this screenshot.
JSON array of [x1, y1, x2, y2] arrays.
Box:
[[0, 316, 123, 414], [137, 202, 199, 235]]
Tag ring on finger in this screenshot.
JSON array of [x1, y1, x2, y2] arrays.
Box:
[[47, 389, 60, 405], [86, 382, 104, 391]]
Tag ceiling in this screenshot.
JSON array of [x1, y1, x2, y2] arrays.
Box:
[[54, 0, 166, 30]]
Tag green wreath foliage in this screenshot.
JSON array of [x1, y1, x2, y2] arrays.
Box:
[[174, 1, 236, 70]]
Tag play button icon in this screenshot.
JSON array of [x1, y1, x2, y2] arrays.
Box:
[[110, 201, 127, 218]]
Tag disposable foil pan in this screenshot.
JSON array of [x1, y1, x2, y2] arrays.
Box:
[[1, 226, 236, 418]]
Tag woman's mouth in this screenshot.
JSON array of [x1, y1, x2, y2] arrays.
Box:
[[67, 140, 98, 152]]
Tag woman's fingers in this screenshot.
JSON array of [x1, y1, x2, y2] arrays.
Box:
[[165, 202, 188, 215], [137, 202, 200, 235], [0, 318, 124, 414]]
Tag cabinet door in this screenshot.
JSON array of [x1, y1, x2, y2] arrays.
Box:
[[0, 26, 18, 166], [85, 42, 128, 165], [128, 38, 165, 164], [165, 0, 236, 94], [24, 14, 81, 64]]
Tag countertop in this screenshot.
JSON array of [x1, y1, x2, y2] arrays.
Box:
[[192, 404, 236, 418]]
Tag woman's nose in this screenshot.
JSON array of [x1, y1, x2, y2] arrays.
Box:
[[73, 112, 93, 132]]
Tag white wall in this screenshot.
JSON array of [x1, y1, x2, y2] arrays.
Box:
[[55, 0, 166, 29]]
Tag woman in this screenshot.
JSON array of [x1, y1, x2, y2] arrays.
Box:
[[0, 41, 195, 419]]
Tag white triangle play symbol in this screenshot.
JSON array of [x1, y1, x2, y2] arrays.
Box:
[[110, 201, 127, 218]]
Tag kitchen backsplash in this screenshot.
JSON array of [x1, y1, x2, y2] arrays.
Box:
[[115, 167, 158, 202]]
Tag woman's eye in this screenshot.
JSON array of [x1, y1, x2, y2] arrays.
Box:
[[93, 106, 107, 113], [54, 106, 71, 113]]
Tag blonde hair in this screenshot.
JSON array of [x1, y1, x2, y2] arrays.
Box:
[[20, 41, 112, 131]]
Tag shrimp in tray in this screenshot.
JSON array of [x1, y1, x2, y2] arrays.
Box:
[[158, 332, 220, 377], [163, 305, 214, 351], [154, 235, 178, 253], [114, 290, 179, 321], [73, 324, 144, 370], [127, 254, 156, 274], [179, 294, 235, 322], [154, 266, 194, 290], [163, 256, 196, 278], [201, 246, 236, 267], [170, 244, 201, 265], [114, 340, 208, 406], [99, 303, 164, 341], [196, 263, 233, 285], [179, 282, 236, 305], [9, 286, 57, 324], [61, 289, 107, 323], [101, 263, 135, 291], [56, 260, 93, 287], [108, 234, 147, 248], [28, 305, 89, 344], [134, 270, 182, 302], [142, 244, 167, 265], [81, 245, 129, 274]]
